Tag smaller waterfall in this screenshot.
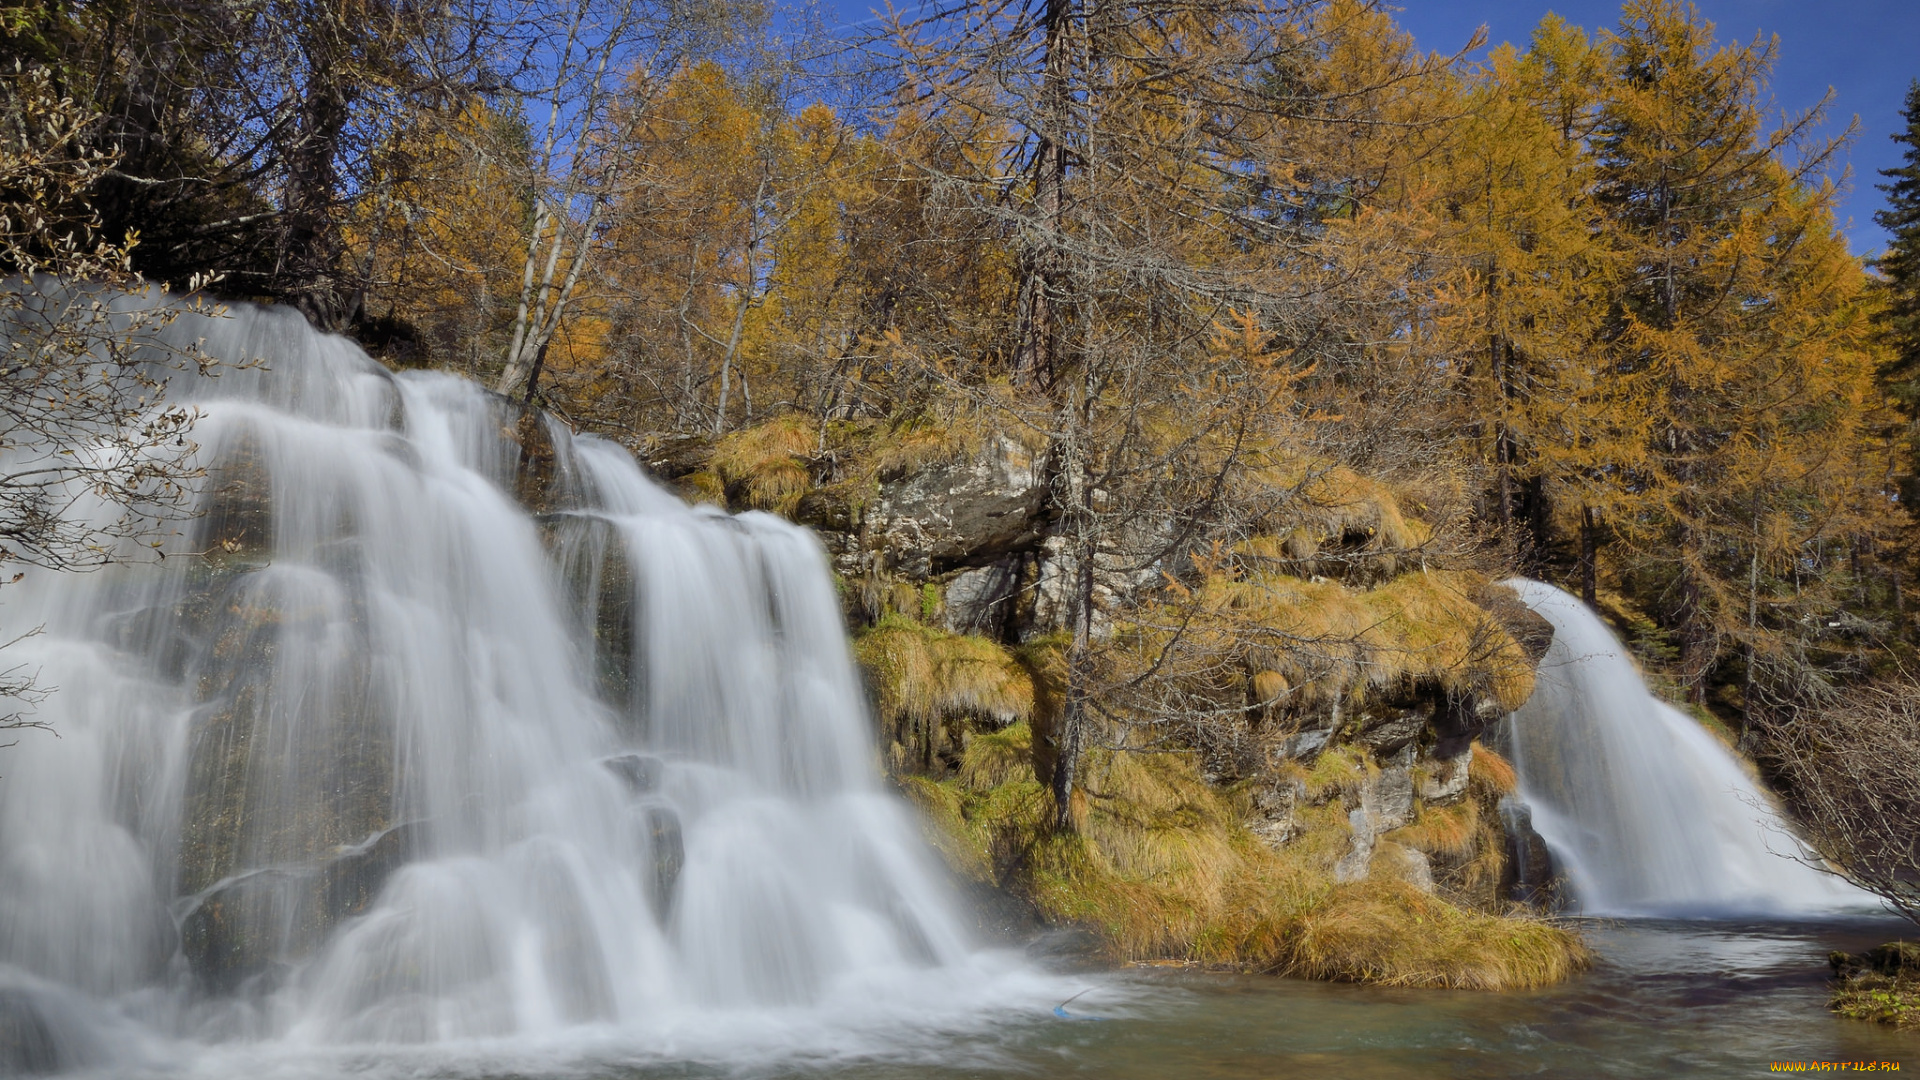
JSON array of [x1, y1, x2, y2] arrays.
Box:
[[1504, 580, 1865, 917]]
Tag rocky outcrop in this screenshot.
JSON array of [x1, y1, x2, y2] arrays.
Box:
[[865, 436, 1048, 580], [1497, 797, 1558, 907], [1334, 757, 1418, 883], [1829, 942, 1920, 1026], [667, 417, 1560, 916]]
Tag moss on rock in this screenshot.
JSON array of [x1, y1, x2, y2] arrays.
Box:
[[903, 723, 1589, 990], [1831, 943, 1920, 1026]]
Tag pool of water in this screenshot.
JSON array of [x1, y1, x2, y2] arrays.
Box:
[[74, 916, 1920, 1079], [956, 918, 1918, 1080]]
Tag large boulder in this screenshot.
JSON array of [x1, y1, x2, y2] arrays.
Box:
[[868, 436, 1047, 578]]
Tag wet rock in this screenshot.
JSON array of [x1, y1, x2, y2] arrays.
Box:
[[316, 823, 415, 926], [486, 395, 587, 515], [177, 874, 292, 995], [604, 754, 664, 796], [197, 427, 274, 569], [644, 806, 684, 921], [0, 988, 59, 1075], [1498, 797, 1557, 907], [545, 515, 638, 713], [180, 823, 415, 995], [174, 567, 398, 991], [1832, 942, 1920, 980]]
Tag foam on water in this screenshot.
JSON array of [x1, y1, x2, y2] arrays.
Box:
[[0, 297, 1065, 1074]]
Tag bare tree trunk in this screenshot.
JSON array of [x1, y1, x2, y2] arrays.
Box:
[[1579, 504, 1599, 607], [1051, 459, 1096, 833], [715, 171, 771, 435], [1013, 0, 1069, 387]]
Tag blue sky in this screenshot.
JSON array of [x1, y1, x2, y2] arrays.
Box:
[[824, 1, 1920, 257]]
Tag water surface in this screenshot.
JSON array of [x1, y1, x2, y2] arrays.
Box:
[[122, 918, 1911, 1080]]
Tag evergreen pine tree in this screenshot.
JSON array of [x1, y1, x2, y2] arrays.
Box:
[[1874, 79, 1920, 407]]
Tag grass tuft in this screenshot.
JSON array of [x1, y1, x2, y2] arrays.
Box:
[[709, 415, 816, 514], [1467, 747, 1518, 797], [1280, 880, 1591, 989]]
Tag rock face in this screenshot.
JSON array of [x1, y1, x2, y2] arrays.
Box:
[[1335, 756, 1417, 883], [168, 429, 405, 993], [865, 436, 1048, 580], [547, 514, 638, 716], [686, 421, 1560, 913], [0, 989, 58, 1075]]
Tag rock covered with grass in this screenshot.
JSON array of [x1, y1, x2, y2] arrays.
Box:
[[679, 413, 1588, 990], [1831, 943, 1920, 1026], [901, 724, 1589, 990]]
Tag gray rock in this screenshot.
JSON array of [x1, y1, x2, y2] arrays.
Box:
[[1365, 764, 1415, 833], [545, 515, 638, 715], [943, 562, 1021, 636], [180, 822, 415, 994], [1334, 807, 1375, 883], [1418, 746, 1473, 804], [1335, 763, 1417, 884], [1355, 700, 1432, 756], [1373, 842, 1435, 892], [643, 806, 684, 922], [1498, 797, 1557, 907], [603, 753, 663, 795], [1279, 728, 1331, 760], [869, 436, 1046, 577], [0, 989, 58, 1075], [1246, 780, 1305, 848]]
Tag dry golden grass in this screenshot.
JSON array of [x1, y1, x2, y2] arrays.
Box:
[[959, 721, 1036, 789], [1236, 459, 1422, 564], [1194, 567, 1537, 713], [854, 615, 1034, 727], [1468, 746, 1518, 797], [909, 724, 1589, 991], [1280, 880, 1591, 989], [709, 415, 816, 514], [1389, 800, 1480, 861]]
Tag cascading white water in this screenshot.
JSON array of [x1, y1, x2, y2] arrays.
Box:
[[0, 297, 1053, 1074], [1504, 578, 1866, 917]]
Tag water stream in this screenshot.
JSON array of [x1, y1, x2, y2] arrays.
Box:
[[0, 300, 1902, 1076], [1502, 579, 1867, 917], [0, 297, 1059, 1073]]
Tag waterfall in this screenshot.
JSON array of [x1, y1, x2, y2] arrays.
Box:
[[0, 297, 1045, 1071], [1504, 579, 1866, 917]]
